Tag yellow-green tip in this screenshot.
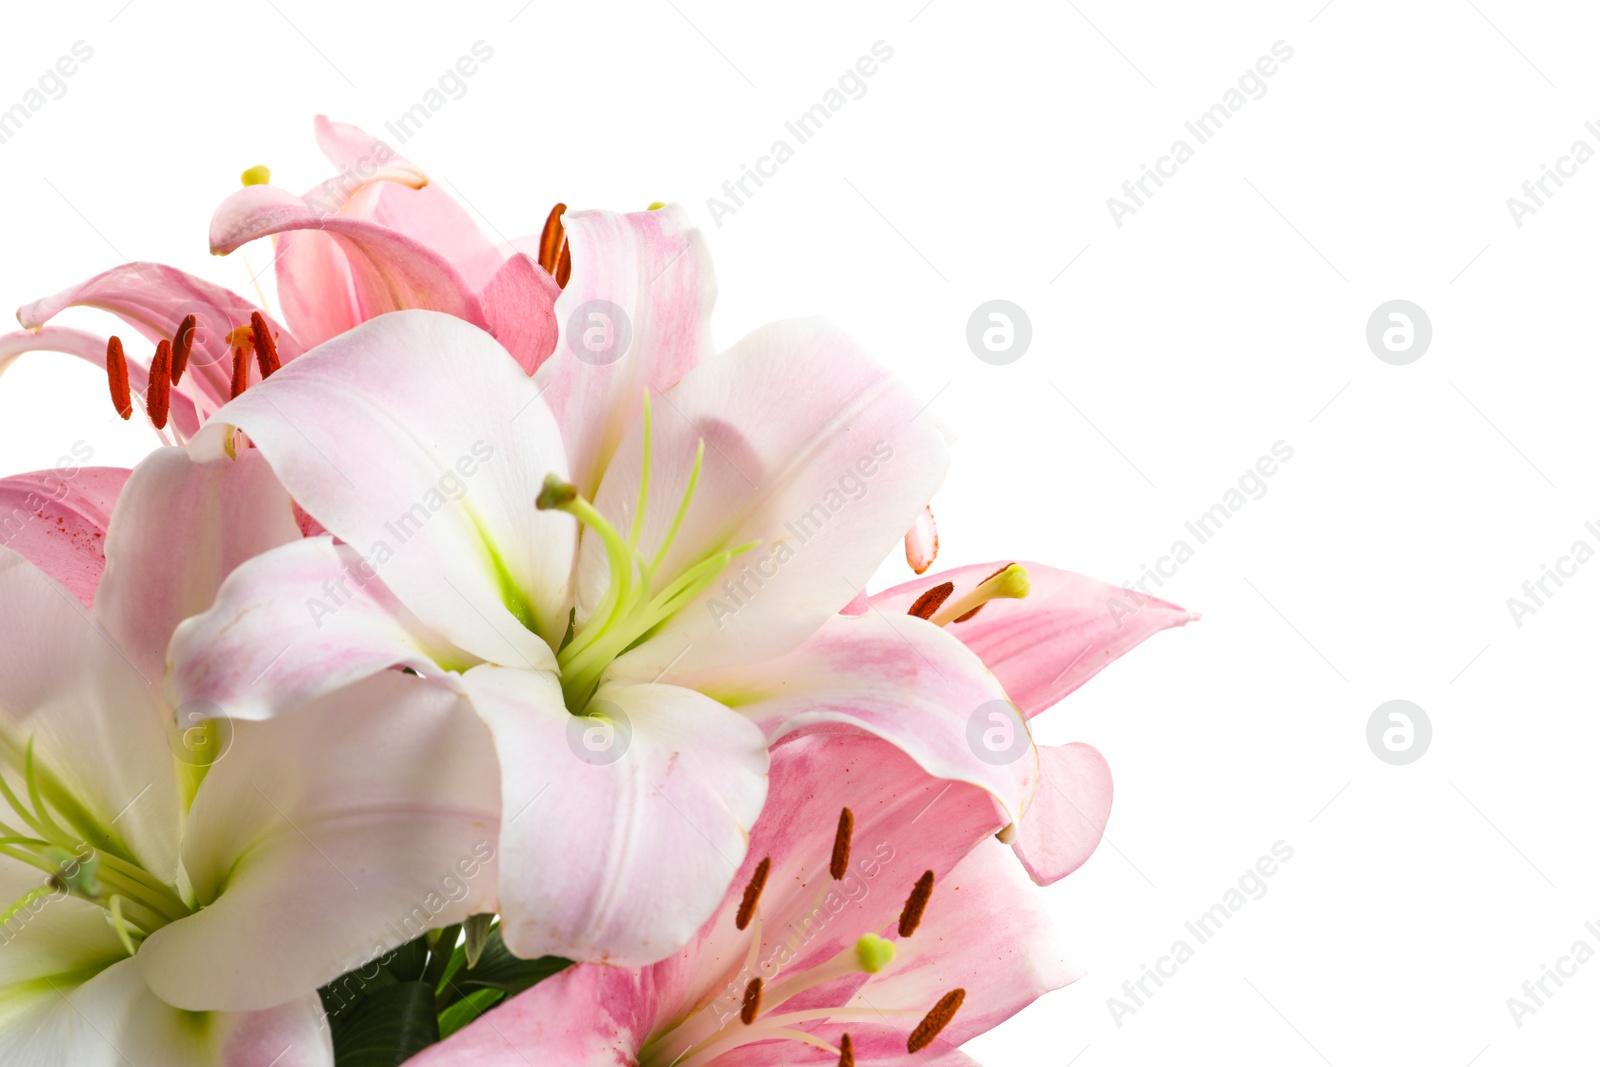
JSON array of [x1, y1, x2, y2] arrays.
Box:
[[855, 933, 897, 974], [240, 164, 272, 187], [647, 201, 666, 211], [993, 563, 1030, 600]]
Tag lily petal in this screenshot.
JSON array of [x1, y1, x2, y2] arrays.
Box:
[[17, 263, 301, 418], [139, 671, 500, 1012], [95, 447, 299, 684], [0, 466, 126, 607], [210, 186, 489, 334], [478, 253, 560, 375], [1011, 742, 1113, 886], [169, 537, 466, 722], [905, 504, 938, 574], [189, 310, 575, 659], [0, 548, 181, 882], [872, 562, 1196, 718], [698, 610, 1036, 823], [462, 666, 769, 966], [537, 204, 716, 495], [591, 317, 948, 678]]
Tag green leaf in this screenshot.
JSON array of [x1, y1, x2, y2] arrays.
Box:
[[462, 913, 495, 970], [331, 981, 441, 1067], [437, 987, 505, 1039], [439, 925, 570, 1001]]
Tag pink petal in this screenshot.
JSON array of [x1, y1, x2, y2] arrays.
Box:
[[478, 252, 560, 375], [873, 562, 1196, 718], [215, 995, 333, 1067], [412, 965, 654, 1066], [95, 447, 299, 684], [0, 325, 200, 440], [188, 310, 574, 660], [169, 537, 463, 722], [0, 464, 126, 607], [589, 317, 949, 679], [698, 611, 1034, 825], [462, 666, 769, 966], [1010, 741, 1113, 886], [314, 116, 505, 291], [210, 185, 490, 335], [536, 204, 716, 496], [17, 263, 301, 418], [905, 504, 938, 574]]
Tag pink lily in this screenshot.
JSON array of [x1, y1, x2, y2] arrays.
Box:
[[868, 562, 1196, 885], [0, 448, 502, 1066], [168, 305, 1036, 970], [413, 731, 1076, 1067]]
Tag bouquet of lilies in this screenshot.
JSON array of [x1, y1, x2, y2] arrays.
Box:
[[0, 118, 1192, 1066]]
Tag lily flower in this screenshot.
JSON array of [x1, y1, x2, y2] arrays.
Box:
[[168, 308, 1036, 969], [0, 445, 502, 1066], [869, 562, 1196, 885], [412, 731, 1076, 1066]]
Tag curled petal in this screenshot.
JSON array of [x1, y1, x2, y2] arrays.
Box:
[[0, 465, 126, 607]]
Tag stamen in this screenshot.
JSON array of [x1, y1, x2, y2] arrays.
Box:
[[538, 202, 567, 276], [830, 807, 853, 880], [838, 1032, 855, 1067], [146, 340, 172, 430], [170, 314, 195, 384], [240, 164, 272, 186], [930, 564, 1030, 627], [907, 989, 965, 1053], [740, 977, 763, 1025], [735, 856, 770, 931], [854, 933, 896, 974], [230, 343, 250, 399], [105, 337, 132, 420], [250, 311, 280, 378], [556, 241, 572, 287], [898, 870, 934, 937], [907, 582, 954, 621]]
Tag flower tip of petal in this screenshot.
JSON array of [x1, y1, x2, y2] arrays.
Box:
[[240, 164, 272, 187]]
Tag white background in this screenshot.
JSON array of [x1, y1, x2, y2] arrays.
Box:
[[2, 2, 1597, 1063]]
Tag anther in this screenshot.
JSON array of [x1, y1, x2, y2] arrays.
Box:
[[735, 856, 770, 931], [907, 582, 954, 621], [740, 977, 763, 1025], [898, 870, 934, 938], [250, 311, 280, 378], [105, 336, 132, 419], [830, 808, 853, 880], [230, 344, 250, 399], [170, 314, 195, 385], [538, 202, 567, 277], [147, 340, 172, 430], [556, 241, 572, 287], [838, 1032, 855, 1067], [907, 989, 965, 1053]]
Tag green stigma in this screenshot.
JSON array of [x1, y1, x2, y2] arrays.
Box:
[[647, 201, 666, 210], [240, 164, 271, 187], [536, 395, 754, 711], [855, 933, 897, 974], [930, 562, 1032, 627]]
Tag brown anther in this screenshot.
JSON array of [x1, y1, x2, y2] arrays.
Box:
[[898, 870, 934, 938], [830, 808, 853, 880], [170, 314, 196, 384], [907, 582, 954, 621], [739, 977, 763, 1025], [537, 202, 567, 276], [838, 1032, 855, 1066], [555, 241, 572, 287], [250, 311, 280, 378], [735, 856, 771, 931], [906, 989, 965, 1053], [105, 336, 132, 419], [230, 344, 251, 399], [147, 340, 172, 430]]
